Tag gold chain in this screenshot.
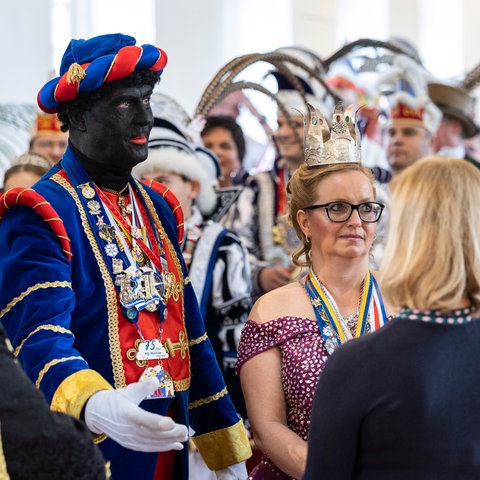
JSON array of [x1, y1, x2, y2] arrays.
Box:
[[100, 184, 129, 196]]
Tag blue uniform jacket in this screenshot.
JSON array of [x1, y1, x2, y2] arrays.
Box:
[[0, 147, 250, 479]]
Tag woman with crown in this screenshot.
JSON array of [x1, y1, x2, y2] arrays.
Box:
[[236, 103, 390, 479]]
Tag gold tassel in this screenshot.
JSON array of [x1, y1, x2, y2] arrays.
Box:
[[66, 63, 86, 85]]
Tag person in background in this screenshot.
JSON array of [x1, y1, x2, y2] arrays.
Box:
[[304, 156, 480, 480], [0, 33, 250, 480], [29, 112, 68, 165], [370, 53, 442, 270], [2, 152, 50, 191], [201, 115, 247, 188], [207, 90, 274, 174], [428, 81, 478, 164], [382, 57, 441, 176], [464, 128, 480, 163], [0, 323, 109, 479], [220, 71, 333, 299], [237, 103, 389, 480]]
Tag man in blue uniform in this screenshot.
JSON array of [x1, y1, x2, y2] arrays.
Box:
[[0, 33, 250, 480]]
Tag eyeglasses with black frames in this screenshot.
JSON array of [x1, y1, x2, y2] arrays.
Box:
[[303, 201, 384, 223]]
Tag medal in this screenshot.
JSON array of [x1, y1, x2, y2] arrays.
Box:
[[99, 224, 116, 243], [105, 243, 119, 257], [87, 200, 101, 215], [132, 245, 145, 264], [79, 182, 96, 199], [136, 339, 169, 360], [139, 365, 175, 399], [112, 258, 123, 274], [131, 225, 143, 239]]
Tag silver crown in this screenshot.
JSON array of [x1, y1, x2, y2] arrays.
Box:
[[303, 102, 362, 167]]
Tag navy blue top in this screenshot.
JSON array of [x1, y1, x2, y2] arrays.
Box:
[[303, 316, 480, 480]]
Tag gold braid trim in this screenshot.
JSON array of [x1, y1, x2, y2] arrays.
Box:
[[174, 377, 191, 391], [189, 387, 228, 410], [192, 419, 252, 470], [0, 280, 71, 319], [53, 175, 127, 389], [14, 324, 72, 357], [188, 333, 208, 346], [36, 355, 85, 389]]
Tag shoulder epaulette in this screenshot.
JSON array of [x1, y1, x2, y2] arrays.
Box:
[[141, 180, 184, 246], [0, 187, 72, 261]]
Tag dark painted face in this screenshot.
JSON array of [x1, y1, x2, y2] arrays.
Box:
[[78, 83, 154, 172]]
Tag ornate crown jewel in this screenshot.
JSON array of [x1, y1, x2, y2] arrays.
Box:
[[303, 102, 362, 167]]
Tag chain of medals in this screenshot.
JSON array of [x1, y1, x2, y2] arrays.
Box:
[[82, 182, 175, 398], [304, 268, 373, 354]]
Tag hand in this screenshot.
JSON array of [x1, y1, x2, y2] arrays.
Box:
[[84, 376, 188, 452], [258, 265, 295, 292], [215, 461, 248, 480]]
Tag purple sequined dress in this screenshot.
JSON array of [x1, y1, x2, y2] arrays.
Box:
[[236, 316, 330, 480]]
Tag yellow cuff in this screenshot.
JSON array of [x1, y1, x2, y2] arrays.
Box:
[[192, 419, 252, 470], [50, 369, 113, 418]]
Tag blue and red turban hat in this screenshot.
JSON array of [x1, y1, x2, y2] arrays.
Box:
[[37, 33, 168, 114]]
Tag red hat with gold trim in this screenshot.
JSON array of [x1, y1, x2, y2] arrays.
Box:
[[30, 112, 67, 140]]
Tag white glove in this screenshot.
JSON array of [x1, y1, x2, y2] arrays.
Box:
[[84, 376, 188, 452], [215, 461, 248, 480]]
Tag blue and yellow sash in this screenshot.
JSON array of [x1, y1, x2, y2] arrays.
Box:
[[305, 269, 388, 351]]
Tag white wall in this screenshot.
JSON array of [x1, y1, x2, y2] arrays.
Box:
[[2, 0, 480, 108]]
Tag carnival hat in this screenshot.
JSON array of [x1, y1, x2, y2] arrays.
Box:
[[37, 33, 168, 114], [377, 55, 442, 136], [30, 112, 67, 140], [427, 82, 477, 138], [133, 93, 220, 216]]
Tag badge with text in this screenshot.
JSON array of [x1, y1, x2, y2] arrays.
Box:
[[136, 339, 169, 360]]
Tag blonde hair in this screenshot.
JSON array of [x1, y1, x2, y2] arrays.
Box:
[[287, 162, 375, 267], [380, 156, 480, 311]]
